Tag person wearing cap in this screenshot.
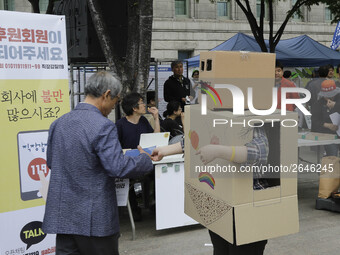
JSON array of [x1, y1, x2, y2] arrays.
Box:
[[311, 79, 340, 156], [306, 65, 330, 110]]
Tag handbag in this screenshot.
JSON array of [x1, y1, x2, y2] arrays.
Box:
[[318, 156, 340, 199]]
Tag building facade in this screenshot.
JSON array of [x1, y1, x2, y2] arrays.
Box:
[[152, 0, 337, 60], [1, 0, 337, 62]]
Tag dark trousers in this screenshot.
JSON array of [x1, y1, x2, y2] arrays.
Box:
[[56, 233, 120, 255], [209, 230, 267, 255]]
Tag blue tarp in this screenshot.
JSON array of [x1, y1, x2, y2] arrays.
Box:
[[187, 33, 340, 67]]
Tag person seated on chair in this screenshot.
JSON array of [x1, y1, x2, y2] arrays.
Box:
[[161, 101, 184, 139], [116, 92, 160, 221], [144, 90, 163, 129]]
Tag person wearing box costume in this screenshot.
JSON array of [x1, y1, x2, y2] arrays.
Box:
[[151, 127, 269, 254], [42, 71, 153, 255], [196, 127, 269, 255]]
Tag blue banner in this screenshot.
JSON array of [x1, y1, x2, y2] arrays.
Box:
[[331, 22, 340, 50]]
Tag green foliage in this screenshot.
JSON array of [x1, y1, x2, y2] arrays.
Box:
[[322, 0, 340, 23], [294, 67, 315, 78]]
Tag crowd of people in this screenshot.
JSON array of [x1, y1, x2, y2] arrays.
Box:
[[41, 61, 340, 255], [307, 64, 340, 156]]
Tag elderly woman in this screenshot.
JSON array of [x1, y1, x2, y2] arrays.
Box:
[[311, 79, 340, 156]]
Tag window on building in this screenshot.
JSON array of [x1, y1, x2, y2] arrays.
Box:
[[325, 6, 333, 22], [256, 0, 267, 19], [291, 0, 302, 21], [175, 0, 188, 16], [4, 0, 14, 10], [217, 0, 230, 19], [39, 0, 49, 13], [178, 50, 192, 60]]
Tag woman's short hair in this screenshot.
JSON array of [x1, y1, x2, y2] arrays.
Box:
[[163, 101, 181, 118], [85, 71, 121, 99], [121, 92, 143, 116]]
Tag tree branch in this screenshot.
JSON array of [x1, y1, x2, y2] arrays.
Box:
[[273, 0, 308, 47], [28, 0, 40, 13], [136, 0, 153, 94], [87, 0, 122, 79], [235, 0, 267, 52], [259, 0, 265, 36], [268, 0, 274, 52], [46, 0, 55, 14], [124, 0, 140, 93]]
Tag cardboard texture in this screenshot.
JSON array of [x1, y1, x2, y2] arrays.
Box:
[[184, 104, 299, 245], [199, 51, 276, 110], [318, 156, 340, 199], [299, 132, 337, 141]]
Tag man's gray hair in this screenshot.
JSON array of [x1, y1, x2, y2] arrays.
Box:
[[85, 71, 122, 98]]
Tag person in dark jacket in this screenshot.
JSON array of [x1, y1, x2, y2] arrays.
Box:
[[163, 60, 195, 111], [43, 71, 153, 255], [311, 79, 340, 156]]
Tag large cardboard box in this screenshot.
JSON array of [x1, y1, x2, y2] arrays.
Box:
[[199, 51, 275, 110], [184, 105, 299, 245]]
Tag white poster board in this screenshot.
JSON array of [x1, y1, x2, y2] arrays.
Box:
[[115, 178, 129, 207], [155, 162, 197, 230], [0, 10, 69, 255]]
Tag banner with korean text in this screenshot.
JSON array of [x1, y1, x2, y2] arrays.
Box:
[[0, 11, 69, 255]]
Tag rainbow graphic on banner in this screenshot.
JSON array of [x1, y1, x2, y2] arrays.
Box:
[[199, 82, 223, 107], [198, 172, 215, 190]]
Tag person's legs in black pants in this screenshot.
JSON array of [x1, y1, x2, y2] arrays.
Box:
[[209, 230, 267, 255], [228, 239, 267, 255], [56, 234, 80, 255], [56, 233, 120, 255], [209, 230, 230, 255]]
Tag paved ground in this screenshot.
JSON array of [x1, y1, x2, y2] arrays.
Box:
[[118, 147, 340, 255]]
